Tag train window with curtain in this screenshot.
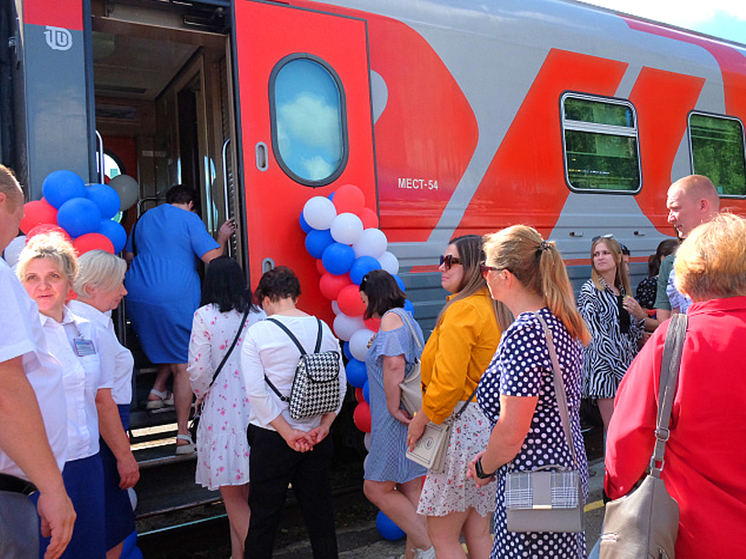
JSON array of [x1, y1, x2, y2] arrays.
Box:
[[270, 54, 348, 187], [561, 94, 641, 193], [688, 113, 746, 197]]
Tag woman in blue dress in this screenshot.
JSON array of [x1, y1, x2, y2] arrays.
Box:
[[359, 270, 434, 559], [468, 225, 591, 558], [124, 185, 234, 454]]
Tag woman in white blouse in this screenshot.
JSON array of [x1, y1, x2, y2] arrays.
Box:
[[241, 266, 346, 559], [187, 257, 265, 559], [17, 234, 139, 559], [70, 250, 139, 559]]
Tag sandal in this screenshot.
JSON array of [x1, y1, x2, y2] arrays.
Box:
[[175, 434, 196, 455], [145, 389, 174, 410]]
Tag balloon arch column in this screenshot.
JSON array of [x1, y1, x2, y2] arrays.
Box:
[[300, 184, 413, 541]]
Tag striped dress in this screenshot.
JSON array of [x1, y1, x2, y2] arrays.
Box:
[[578, 279, 642, 399]]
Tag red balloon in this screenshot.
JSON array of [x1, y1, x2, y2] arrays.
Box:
[[353, 402, 372, 433], [72, 233, 114, 255], [337, 284, 366, 317], [364, 317, 381, 332], [333, 184, 365, 215], [355, 387, 365, 404], [360, 207, 379, 229], [316, 258, 326, 275], [319, 273, 351, 300], [26, 224, 72, 244], [20, 199, 58, 234]]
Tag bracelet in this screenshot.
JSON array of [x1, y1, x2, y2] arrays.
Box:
[[475, 457, 496, 479]]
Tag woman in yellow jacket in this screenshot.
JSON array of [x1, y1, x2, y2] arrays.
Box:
[[407, 235, 512, 559]]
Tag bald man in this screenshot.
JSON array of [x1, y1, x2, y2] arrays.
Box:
[[654, 175, 720, 320], [0, 165, 75, 558]]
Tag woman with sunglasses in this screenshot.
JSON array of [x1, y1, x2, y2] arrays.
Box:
[[406, 235, 512, 559], [578, 235, 644, 432]]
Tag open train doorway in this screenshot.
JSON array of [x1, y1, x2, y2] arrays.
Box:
[[89, 0, 238, 427]]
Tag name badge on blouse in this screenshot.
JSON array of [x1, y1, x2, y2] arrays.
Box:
[[74, 338, 96, 357]]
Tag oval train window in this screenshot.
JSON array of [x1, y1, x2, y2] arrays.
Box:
[[270, 55, 348, 186]]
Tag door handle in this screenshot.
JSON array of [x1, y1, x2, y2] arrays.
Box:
[[255, 142, 268, 171]]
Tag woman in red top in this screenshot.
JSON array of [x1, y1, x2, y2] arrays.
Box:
[[605, 213, 746, 557]]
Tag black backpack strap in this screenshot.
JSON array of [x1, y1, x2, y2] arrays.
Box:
[[264, 376, 290, 402], [266, 317, 307, 355], [314, 317, 323, 353]]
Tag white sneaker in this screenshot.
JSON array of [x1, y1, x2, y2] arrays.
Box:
[[414, 547, 436, 559]]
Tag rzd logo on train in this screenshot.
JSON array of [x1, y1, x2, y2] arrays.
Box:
[[44, 26, 72, 51]]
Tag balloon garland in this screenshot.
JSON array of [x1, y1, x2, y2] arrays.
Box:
[[300, 184, 413, 540], [19, 170, 137, 256]]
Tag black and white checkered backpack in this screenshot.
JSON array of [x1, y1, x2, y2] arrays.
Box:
[[264, 317, 341, 420]]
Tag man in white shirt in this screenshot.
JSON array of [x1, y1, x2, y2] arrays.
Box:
[[0, 165, 75, 559]]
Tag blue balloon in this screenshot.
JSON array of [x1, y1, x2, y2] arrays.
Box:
[[349, 255, 381, 285], [328, 192, 335, 200], [305, 229, 334, 259], [404, 299, 415, 316], [299, 211, 312, 233], [346, 358, 367, 388], [57, 198, 102, 238], [43, 170, 86, 209], [343, 341, 353, 361], [121, 531, 138, 557], [322, 243, 356, 276], [86, 183, 121, 220], [97, 219, 127, 253], [362, 380, 370, 404], [376, 511, 406, 541], [393, 274, 406, 292]]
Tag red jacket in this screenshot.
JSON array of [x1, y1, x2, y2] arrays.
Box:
[[605, 296, 746, 557]]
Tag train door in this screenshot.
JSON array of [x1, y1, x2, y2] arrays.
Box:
[[232, 1, 376, 319]]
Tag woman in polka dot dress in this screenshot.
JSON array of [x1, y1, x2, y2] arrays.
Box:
[[468, 225, 591, 559]]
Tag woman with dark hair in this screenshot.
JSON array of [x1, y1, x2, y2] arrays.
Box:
[[636, 239, 679, 310], [359, 270, 433, 559], [241, 266, 346, 559], [578, 236, 644, 432], [187, 257, 264, 559], [124, 184, 236, 454], [406, 235, 512, 559]]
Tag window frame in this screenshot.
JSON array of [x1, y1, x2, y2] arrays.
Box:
[[268, 53, 349, 188], [687, 110, 746, 199], [560, 92, 642, 195]]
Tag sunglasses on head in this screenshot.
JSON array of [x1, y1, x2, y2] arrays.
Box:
[[439, 254, 462, 270], [592, 234, 629, 255]]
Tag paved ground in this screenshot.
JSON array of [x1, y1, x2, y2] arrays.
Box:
[[274, 458, 606, 558]]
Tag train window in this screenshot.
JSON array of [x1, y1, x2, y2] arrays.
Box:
[[270, 55, 348, 187], [561, 94, 641, 193], [689, 113, 746, 197]]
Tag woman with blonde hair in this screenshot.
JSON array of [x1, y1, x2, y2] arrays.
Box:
[[606, 213, 746, 557], [18, 234, 139, 558], [468, 225, 590, 558], [578, 235, 643, 431], [406, 234, 511, 559], [71, 250, 138, 559]]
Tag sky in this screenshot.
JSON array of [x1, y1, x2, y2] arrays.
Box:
[[579, 1, 746, 45]]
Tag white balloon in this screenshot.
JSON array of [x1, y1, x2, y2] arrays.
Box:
[[330, 212, 364, 245], [379, 251, 400, 275], [303, 196, 337, 230], [353, 228, 387, 259], [128, 487, 138, 511], [108, 174, 139, 211], [333, 312, 365, 341], [363, 433, 372, 452], [349, 328, 376, 361], [331, 300, 341, 315], [3, 235, 26, 268]]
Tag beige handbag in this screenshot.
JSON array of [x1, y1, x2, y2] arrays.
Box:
[[599, 313, 686, 559], [395, 309, 423, 416]]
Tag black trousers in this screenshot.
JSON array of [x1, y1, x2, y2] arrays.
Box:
[[244, 425, 338, 559]]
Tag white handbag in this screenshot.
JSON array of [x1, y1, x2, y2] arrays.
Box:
[[395, 309, 423, 416]]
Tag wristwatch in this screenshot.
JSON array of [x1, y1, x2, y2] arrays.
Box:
[[475, 457, 495, 479]]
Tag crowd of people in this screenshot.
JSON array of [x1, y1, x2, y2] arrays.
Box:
[[1, 162, 744, 559]]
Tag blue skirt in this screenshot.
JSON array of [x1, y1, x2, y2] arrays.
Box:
[[100, 405, 136, 550], [34, 453, 106, 559]]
